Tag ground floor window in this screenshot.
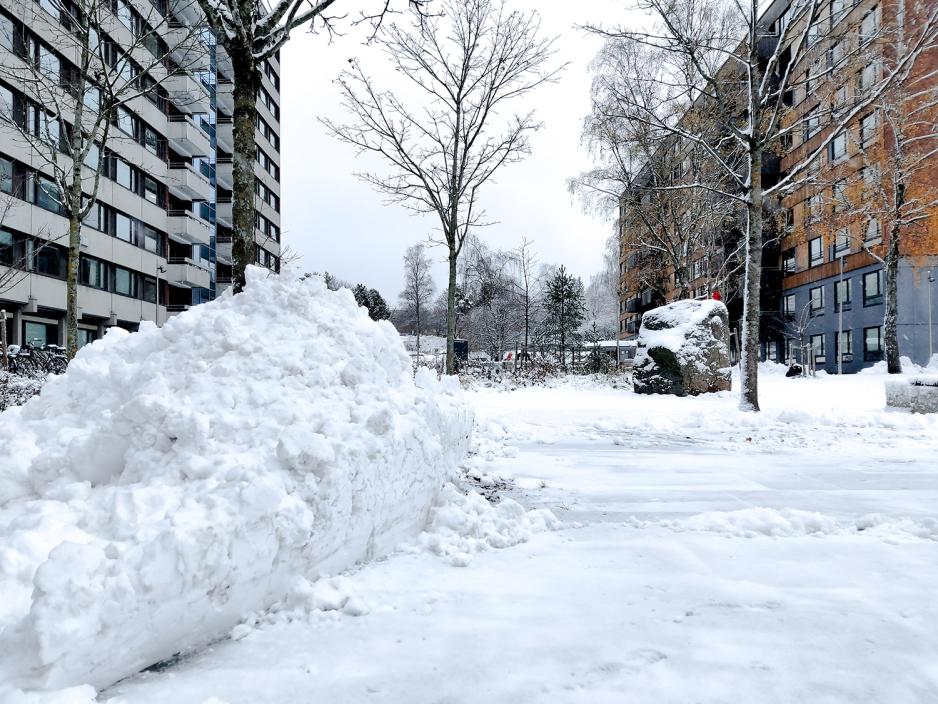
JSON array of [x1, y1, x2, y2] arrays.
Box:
[[77, 329, 96, 348], [864, 326, 883, 361], [835, 330, 853, 362], [811, 334, 826, 364], [23, 321, 54, 348]]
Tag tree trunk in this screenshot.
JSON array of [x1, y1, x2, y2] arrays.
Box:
[[446, 246, 457, 375], [231, 49, 261, 294], [884, 184, 903, 374], [740, 148, 763, 412], [65, 213, 81, 358], [415, 298, 421, 368]]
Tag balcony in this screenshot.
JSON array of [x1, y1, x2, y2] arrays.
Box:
[[167, 210, 212, 246], [168, 162, 214, 202], [164, 73, 211, 114], [216, 80, 234, 113], [167, 116, 211, 158], [215, 234, 233, 265], [216, 45, 234, 78], [166, 257, 212, 289], [169, 0, 201, 25], [216, 119, 233, 153], [216, 199, 232, 227], [166, 304, 191, 318], [166, 22, 210, 71], [216, 158, 233, 189]]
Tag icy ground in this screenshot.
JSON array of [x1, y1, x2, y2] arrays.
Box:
[[101, 370, 938, 703]]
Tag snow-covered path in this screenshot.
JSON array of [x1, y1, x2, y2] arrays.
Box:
[[104, 374, 938, 703]]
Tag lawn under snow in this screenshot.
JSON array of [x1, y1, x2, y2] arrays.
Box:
[[74, 366, 938, 704]]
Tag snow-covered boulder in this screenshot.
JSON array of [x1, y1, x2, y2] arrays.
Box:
[[0, 267, 473, 692], [632, 299, 732, 396]]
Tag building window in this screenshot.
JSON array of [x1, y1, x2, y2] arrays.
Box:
[[860, 7, 879, 44], [783, 249, 797, 274], [115, 159, 134, 190], [831, 180, 846, 212], [34, 176, 61, 213], [0, 14, 13, 53], [804, 107, 821, 139], [835, 330, 853, 361], [80, 256, 108, 289], [809, 286, 825, 316], [834, 229, 850, 256], [829, 39, 846, 66], [860, 112, 877, 147], [24, 321, 52, 348], [143, 176, 159, 204], [829, 131, 847, 161], [115, 213, 134, 243], [863, 270, 883, 306], [864, 325, 883, 361], [0, 155, 12, 194], [783, 293, 796, 316], [809, 237, 824, 266], [143, 276, 157, 304], [831, 0, 848, 23], [142, 225, 160, 253], [811, 334, 826, 364], [31, 241, 64, 278], [113, 266, 138, 297], [835, 278, 852, 311], [77, 329, 96, 348], [865, 218, 881, 244]]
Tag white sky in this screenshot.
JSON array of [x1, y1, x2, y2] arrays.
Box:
[[280, 0, 628, 301]]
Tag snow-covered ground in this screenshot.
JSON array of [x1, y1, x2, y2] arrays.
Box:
[[94, 368, 938, 704]]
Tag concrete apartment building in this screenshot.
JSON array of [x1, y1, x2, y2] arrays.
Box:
[[0, 0, 281, 349], [617, 0, 938, 372]]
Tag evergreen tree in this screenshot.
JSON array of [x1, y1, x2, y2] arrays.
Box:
[[353, 284, 392, 322], [543, 266, 586, 372]]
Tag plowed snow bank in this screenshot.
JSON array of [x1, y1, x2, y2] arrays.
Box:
[[0, 268, 472, 692]]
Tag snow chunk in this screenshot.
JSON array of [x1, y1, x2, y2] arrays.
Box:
[[417, 485, 562, 566], [0, 267, 473, 692]]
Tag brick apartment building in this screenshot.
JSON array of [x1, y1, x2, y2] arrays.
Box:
[[0, 0, 281, 349], [618, 0, 938, 372]]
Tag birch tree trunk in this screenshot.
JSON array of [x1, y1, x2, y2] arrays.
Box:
[[446, 249, 457, 375], [740, 146, 763, 412]]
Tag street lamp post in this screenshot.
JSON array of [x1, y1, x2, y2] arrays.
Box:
[[928, 271, 935, 361]]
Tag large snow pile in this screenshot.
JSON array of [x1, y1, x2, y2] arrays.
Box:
[[0, 267, 473, 694]]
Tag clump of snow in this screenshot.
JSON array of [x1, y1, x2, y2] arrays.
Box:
[[416, 485, 562, 566], [0, 371, 43, 412], [655, 508, 938, 542], [0, 267, 472, 693], [636, 299, 727, 355], [665, 507, 841, 537]]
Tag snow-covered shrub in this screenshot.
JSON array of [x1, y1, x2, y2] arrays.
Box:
[[0, 267, 472, 692], [0, 371, 43, 411]]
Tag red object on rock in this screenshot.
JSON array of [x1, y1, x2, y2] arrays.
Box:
[[712, 290, 722, 301]]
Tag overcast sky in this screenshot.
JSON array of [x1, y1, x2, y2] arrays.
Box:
[[280, 0, 627, 301]]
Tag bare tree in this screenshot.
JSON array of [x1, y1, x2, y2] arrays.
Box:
[[322, 0, 562, 374], [511, 237, 538, 369], [814, 63, 938, 373], [194, 0, 426, 294], [0, 0, 203, 357], [583, 0, 938, 410], [399, 241, 436, 360]]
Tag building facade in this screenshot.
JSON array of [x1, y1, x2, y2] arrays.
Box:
[[617, 0, 938, 372], [0, 0, 281, 349]]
